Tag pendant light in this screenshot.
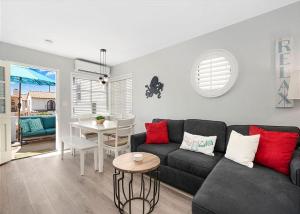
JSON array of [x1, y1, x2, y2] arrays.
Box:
[[99, 49, 108, 84]]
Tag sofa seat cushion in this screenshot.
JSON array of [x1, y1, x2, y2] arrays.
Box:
[[22, 129, 47, 137], [137, 143, 180, 165], [45, 128, 56, 135], [193, 158, 300, 214], [168, 149, 223, 178]]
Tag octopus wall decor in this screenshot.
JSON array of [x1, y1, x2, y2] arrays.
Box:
[[145, 76, 164, 99]]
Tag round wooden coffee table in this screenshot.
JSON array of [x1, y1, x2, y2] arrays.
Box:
[[112, 152, 160, 214]]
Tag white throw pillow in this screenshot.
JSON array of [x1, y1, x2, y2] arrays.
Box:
[[180, 132, 217, 156], [225, 130, 260, 168]]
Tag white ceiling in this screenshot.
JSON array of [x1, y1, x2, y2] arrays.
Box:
[[0, 0, 298, 65]]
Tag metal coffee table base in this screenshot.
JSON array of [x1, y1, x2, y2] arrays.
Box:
[[113, 169, 160, 214]]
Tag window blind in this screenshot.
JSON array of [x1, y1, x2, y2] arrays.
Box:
[[72, 76, 107, 116], [196, 56, 231, 90], [110, 78, 132, 116]]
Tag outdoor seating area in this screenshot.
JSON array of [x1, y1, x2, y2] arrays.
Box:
[[11, 115, 56, 160], [20, 115, 56, 139]]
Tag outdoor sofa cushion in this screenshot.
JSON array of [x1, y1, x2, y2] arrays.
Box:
[[168, 149, 223, 178], [137, 143, 180, 165], [19, 119, 31, 133], [22, 129, 47, 137], [41, 116, 56, 129], [45, 128, 56, 135], [28, 118, 44, 132]]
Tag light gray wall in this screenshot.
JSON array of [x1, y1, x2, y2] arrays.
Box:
[[112, 3, 300, 132], [0, 42, 73, 148]]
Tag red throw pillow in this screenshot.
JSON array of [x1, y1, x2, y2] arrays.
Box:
[[145, 120, 169, 144], [249, 125, 299, 175]]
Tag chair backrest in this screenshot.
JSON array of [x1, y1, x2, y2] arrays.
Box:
[[77, 114, 95, 121], [108, 113, 135, 121], [107, 113, 122, 121], [116, 117, 135, 137]]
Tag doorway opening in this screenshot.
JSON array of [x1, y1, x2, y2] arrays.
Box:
[[10, 64, 57, 160]]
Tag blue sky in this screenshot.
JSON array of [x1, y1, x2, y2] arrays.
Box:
[[10, 65, 56, 95]]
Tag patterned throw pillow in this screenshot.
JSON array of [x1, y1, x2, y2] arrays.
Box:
[[19, 119, 31, 133], [180, 132, 217, 156], [28, 118, 44, 132]]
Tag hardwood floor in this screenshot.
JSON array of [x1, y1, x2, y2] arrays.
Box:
[[0, 151, 192, 214]]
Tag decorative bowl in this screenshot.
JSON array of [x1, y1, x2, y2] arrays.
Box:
[[96, 119, 105, 125], [133, 153, 144, 162]]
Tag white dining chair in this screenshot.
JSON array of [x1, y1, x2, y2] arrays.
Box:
[[103, 113, 134, 138], [103, 117, 135, 157], [76, 114, 98, 139], [61, 136, 98, 176]]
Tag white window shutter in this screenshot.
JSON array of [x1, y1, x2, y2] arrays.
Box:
[[72, 76, 107, 116], [110, 77, 132, 116], [196, 56, 231, 90], [191, 49, 238, 98]]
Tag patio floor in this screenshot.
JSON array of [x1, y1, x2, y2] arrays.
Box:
[[12, 139, 56, 160]]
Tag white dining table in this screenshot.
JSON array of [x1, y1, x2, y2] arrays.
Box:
[[69, 120, 117, 173]]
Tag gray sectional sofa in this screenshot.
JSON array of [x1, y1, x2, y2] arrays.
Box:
[[131, 119, 300, 214]]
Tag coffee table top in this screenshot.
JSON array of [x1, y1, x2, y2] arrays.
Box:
[[112, 152, 160, 173]]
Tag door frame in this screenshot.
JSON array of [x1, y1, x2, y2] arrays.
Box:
[[0, 61, 12, 164], [6, 61, 61, 151]]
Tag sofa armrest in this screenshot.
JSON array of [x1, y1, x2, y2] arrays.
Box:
[[290, 148, 300, 187], [131, 132, 146, 152]]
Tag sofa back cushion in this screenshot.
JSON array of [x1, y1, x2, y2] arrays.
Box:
[[227, 125, 300, 148], [41, 116, 56, 129], [184, 119, 227, 153], [19, 119, 31, 133], [152, 119, 184, 143]]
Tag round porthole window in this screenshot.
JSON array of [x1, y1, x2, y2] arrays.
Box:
[[191, 49, 238, 97]]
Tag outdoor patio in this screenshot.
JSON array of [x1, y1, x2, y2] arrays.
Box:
[[9, 64, 57, 160], [12, 139, 55, 160]]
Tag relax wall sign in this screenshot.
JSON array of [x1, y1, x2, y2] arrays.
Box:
[[275, 37, 294, 108]]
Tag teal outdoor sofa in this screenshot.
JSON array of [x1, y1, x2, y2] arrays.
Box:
[[20, 116, 56, 139]]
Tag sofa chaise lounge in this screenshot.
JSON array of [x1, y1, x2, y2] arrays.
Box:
[[131, 119, 300, 214]]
